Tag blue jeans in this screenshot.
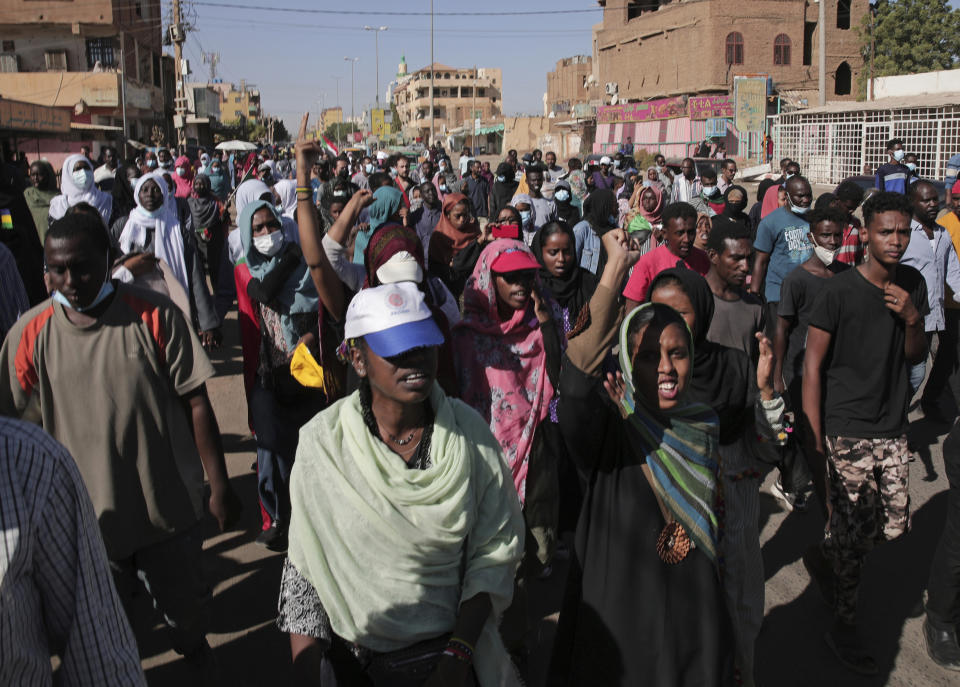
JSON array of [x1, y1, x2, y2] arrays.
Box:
[[909, 332, 936, 396]]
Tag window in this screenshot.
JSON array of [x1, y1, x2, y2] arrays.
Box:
[[773, 34, 791, 65], [44, 50, 67, 71], [803, 21, 816, 65], [628, 0, 660, 18], [478, 88, 485, 96], [835, 61, 852, 95], [1, 40, 13, 52], [86, 38, 115, 68], [837, 0, 851, 30], [0, 54, 19, 73], [725, 32, 744, 65]]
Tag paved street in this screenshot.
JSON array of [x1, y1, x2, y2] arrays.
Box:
[[135, 309, 959, 687]]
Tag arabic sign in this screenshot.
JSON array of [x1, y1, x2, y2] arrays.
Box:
[[597, 96, 687, 124], [734, 77, 767, 133], [688, 95, 734, 120], [0, 99, 71, 133]]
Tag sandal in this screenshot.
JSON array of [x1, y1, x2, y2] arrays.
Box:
[[824, 630, 878, 676]]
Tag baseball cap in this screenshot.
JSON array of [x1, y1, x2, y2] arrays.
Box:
[[490, 246, 540, 274], [600, 155, 612, 165], [345, 282, 444, 358]]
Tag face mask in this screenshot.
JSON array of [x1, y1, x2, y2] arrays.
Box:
[[253, 230, 284, 257], [656, 165, 663, 172], [702, 185, 717, 196], [389, 167, 398, 178], [789, 202, 809, 215], [906, 162, 917, 172], [210, 166, 221, 176], [515, 171, 523, 181], [642, 179, 653, 188], [365, 163, 375, 174], [147, 159, 158, 169], [160, 160, 173, 169], [893, 150, 905, 162], [72, 168, 92, 189], [814, 244, 837, 266], [519, 210, 533, 226], [495, 175, 505, 183], [52, 251, 113, 312], [333, 190, 347, 198], [176, 167, 186, 177], [439, 162, 447, 171], [613, 160, 621, 169], [439, 184, 447, 192], [785, 173, 794, 181], [554, 189, 570, 202]]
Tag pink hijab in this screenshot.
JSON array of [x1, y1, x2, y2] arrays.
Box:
[[452, 239, 556, 503], [173, 155, 194, 198]]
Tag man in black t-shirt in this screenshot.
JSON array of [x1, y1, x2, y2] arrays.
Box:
[[774, 206, 850, 513], [802, 192, 928, 676]]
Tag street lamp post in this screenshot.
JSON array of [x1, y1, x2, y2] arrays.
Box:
[[332, 76, 343, 149], [363, 26, 388, 106], [344, 56, 359, 142]]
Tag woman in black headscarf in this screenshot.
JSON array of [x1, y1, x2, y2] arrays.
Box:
[[647, 267, 785, 686], [0, 161, 46, 304], [107, 163, 139, 245], [531, 221, 597, 337], [720, 184, 752, 234], [490, 161, 519, 220], [552, 179, 580, 227], [187, 173, 227, 285], [572, 188, 619, 277]]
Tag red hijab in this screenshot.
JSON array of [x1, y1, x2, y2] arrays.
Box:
[[173, 155, 194, 198], [427, 193, 481, 266]]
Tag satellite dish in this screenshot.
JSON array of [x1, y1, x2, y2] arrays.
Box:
[[611, 93, 619, 105]]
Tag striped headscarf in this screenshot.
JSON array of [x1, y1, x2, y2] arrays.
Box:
[[618, 303, 720, 561]]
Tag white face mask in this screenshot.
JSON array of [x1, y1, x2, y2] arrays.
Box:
[[72, 168, 92, 189], [906, 162, 917, 172], [159, 159, 173, 169], [702, 185, 717, 196], [785, 173, 795, 181], [176, 167, 187, 177], [814, 244, 837, 266], [554, 189, 570, 202], [790, 202, 809, 215], [365, 163, 375, 174], [253, 230, 284, 257], [893, 149, 905, 162]]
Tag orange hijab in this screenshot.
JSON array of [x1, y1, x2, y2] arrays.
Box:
[[427, 192, 481, 266]]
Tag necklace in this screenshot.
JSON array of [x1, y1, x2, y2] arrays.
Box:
[[381, 426, 421, 446]]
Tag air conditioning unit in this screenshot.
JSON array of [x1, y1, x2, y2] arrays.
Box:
[[605, 82, 619, 95]]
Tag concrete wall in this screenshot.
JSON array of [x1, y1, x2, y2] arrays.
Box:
[[594, 0, 866, 102], [873, 69, 960, 99], [503, 116, 585, 159]]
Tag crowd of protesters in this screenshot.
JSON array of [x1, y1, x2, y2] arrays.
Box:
[[1, 123, 960, 687]]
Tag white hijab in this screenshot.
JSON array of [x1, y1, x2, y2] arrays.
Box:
[[273, 179, 298, 220], [119, 172, 189, 293], [48, 153, 113, 224]]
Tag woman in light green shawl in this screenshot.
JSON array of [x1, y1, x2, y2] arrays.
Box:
[[279, 281, 525, 686], [24, 160, 58, 242]]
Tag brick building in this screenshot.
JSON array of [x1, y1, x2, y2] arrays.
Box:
[[593, 0, 867, 103], [0, 0, 167, 164], [392, 63, 503, 143], [546, 55, 600, 116]]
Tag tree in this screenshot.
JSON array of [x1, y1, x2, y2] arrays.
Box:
[[324, 121, 360, 145], [858, 0, 960, 97]]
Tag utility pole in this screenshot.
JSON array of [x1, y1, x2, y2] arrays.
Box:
[[171, 0, 187, 151], [119, 37, 128, 160], [345, 57, 359, 143], [333, 75, 343, 150], [364, 26, 388, 106], [818, 0, 826, 106], [430, 0, 435, 146], [472, 65, 477, 150]]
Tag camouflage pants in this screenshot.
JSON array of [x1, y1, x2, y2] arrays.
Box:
[[821, 434, 910, 624]]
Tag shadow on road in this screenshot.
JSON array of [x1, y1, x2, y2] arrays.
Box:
[[756, 491, 948, 686]]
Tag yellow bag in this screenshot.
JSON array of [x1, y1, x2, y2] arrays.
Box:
[[289, 343, 338, 396]]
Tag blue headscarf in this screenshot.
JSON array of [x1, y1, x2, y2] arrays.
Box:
[[353, 185, 404, 263], [239, 199, 319, 351], [206, 161, 229, 199]]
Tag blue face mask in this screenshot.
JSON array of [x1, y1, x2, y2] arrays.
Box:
[[52, 254, 114, 312], [608, 214, 619, 227], [519, 210, 533, 226], [554, 189, 570, 202], [496, 175, 506, 183]]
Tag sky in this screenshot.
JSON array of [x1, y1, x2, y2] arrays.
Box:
[[177, 0, 601, 132]]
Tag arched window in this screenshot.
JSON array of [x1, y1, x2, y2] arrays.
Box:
[[837, 0, 851, 30], [774, 34, 791, 65], [725, 32, 744, 65], [835, 61, 852, 95]]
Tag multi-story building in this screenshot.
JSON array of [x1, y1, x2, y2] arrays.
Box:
[[392, 62, 503, 143], [213, 79, 261, 125], [321, 106, 343, 133], [184, 82, 221, 146], [593, 0, 866, 104], [545, 55, 600, 116], [0, 0, 167, 164]]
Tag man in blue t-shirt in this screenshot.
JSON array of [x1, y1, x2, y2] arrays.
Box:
[[750, 175, 814, 332], [875, 138, 910, 194]]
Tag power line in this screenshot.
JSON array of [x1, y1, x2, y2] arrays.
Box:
[[188, 0, 605, 16]]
